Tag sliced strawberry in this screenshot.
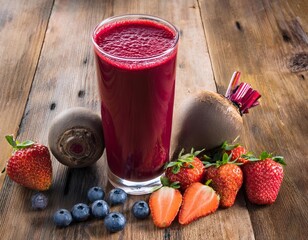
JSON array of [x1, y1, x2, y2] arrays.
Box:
[[149, 186, 182, 228], [179, 182, 219, 225]]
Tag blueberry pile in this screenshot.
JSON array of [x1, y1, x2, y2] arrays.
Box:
[[52, 186, 150, 233]]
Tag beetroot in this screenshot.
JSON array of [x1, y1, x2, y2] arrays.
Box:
[[174, 71, 261, 153]]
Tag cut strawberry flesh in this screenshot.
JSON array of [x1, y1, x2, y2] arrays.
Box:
[[179, 182, 219, 225], [149, 186, 182, 228]]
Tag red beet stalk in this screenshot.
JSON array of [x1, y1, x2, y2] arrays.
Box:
[[225, 71, 261, 115]]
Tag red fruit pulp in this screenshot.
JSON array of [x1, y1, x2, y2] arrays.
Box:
[[93, 18, 178, 181]]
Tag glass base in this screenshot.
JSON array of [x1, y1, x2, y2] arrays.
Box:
[[108, 169, 162, 195]]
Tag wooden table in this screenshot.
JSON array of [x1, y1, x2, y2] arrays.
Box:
[[0, 0, 307, 239]]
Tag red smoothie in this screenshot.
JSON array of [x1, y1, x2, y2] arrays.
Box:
[[93, 17, 178, 182]]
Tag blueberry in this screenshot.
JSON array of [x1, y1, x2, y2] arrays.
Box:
[[107, 188, 127, 206], [132, 201, 150, 219], [91, 200, 110, 219], [31, 192, 48, 210], [53, 209, 72, 227], [87, 186, 105, 202], [71, 203, 90, 221], [104, 212, 126, 232]]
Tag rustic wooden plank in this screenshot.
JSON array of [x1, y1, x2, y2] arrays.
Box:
[[199, 0, 308, 239], [0, 0, 229, 239], [0, 0, 55, 188]]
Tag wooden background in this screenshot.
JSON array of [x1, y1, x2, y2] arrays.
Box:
[[0, 0, 307, 239]]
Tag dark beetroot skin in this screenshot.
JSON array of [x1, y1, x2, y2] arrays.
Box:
[[175, 91, 243, 154], [174, 72, 261, 155], [48, 107, 105, 168]]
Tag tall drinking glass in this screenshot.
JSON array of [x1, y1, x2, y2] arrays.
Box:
[[92, 14, 179, 195]]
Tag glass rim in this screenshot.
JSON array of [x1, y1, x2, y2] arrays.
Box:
[[91, 14, 179, 62]]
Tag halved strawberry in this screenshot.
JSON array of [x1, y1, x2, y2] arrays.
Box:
[[178, 182, 219, 225], [149, 182, 182, 228]]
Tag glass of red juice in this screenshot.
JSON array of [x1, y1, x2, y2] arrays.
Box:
[[92, 15, 179, 195]]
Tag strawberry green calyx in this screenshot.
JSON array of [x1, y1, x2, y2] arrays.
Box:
[[165, 148, 205, 174], [203, 153, 243, 168], [272, 156, 286, 165], [151, 177, 181, 193], [259, 151, 286, 165], [160, 177, 180, 189], [205, 179, 212, 186], [244, 151, 286, 165], [221, 141, 239, 151], [5, 135, 35, 151]]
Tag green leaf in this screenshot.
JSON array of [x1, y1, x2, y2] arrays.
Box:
[[16, 140, 34, 149], [170, 181, 181, 189], [229, 159, 243, 165], [194, 148, 205, 156], [187, 164, 194, 169], [190, 148, 195, 154], [260, 151, 271, 160], [273, 156, 286, 165], [225, 144, 238, 151], [5, 135, 34, 150], [242, 151, 254, 158], [222, 153, 229, 164], [172, 165, 181, 174], [242, 153, 257, 160], [213, 151, 223, 162], [221, 141, 228, 149], [203, 154, 211, 160], [160, 177, 170, 186], [215, 161, 221, 168], [165, 161, 178, 169], [151, 185, 162, 192], [205, 179, 212, 186], [160, 177, 181, 189], [203, 162, 214, 168], [5, 135, 16, 148], [178, 157, 193, 163], [178, 148, 185, 158], [221, 141, 239, 151], [245, 157, 259, 162]]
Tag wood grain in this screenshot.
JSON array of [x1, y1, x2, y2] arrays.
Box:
[[0, 0, 54, 188], [0, 0, 307, 239], [0, 0, 221, 239], [199, 0, 308, 239]]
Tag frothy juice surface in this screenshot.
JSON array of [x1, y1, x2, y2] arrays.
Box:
[[93, 19, 178, 181]]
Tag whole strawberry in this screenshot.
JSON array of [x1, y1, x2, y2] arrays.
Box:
[[165, 148, 205, 190], [243, 152, 285, 205], [221, 141, 249, 165], [204, 153, 243, 208], [5, 135, 52, 191]]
